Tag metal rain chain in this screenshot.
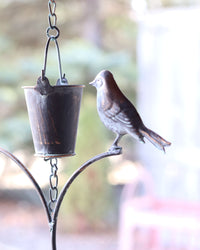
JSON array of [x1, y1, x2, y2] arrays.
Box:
[[0, 1, 121, 249], [47, 158, 59, 214]]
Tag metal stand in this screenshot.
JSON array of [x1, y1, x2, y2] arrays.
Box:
[[0, 146, 122, 250]]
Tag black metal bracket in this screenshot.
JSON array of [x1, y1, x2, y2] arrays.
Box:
[[0, 146, 122, 250]]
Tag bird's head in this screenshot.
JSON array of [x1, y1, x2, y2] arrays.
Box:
[[89, 70, 114, 90]]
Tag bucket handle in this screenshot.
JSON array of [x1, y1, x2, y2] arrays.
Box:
[[36, 36, 68, 94], [42, 37, 65, 84]]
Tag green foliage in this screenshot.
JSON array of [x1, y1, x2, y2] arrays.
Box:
[[1, 0, 194, 233], [0, 0, 137, 231], [0, 39, 136, 230], [0, 39, 136, 150]]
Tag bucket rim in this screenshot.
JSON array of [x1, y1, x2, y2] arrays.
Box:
[[22, 84, 85, 89]]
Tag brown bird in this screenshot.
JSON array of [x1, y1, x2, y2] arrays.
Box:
[[89, 70, 171, 153]]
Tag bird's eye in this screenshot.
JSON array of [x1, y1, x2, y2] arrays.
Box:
[[97, 78, 103, 86]]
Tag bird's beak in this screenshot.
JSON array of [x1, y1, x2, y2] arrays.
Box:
[[89, 80, 96, 86]]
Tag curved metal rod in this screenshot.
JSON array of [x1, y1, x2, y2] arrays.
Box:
[[51, 149, 122, 250], [42, 37, 63, 84], [0, 147, 51, 223], [55, 39, 63, 83], [42, 37, 51, 80]]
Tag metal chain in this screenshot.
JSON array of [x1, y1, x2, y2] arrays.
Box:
[[47, 0, 59, 39], [48, 158, 59, 214]]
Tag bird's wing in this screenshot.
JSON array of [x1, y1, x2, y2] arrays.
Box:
[[104, 102, 133, 128]]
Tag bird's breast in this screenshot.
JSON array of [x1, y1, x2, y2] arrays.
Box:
[[96, 94, 127, 135], [97, 91, 111, 110]]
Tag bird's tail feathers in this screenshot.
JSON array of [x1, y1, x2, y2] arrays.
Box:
[[140, 127, 171, 152]]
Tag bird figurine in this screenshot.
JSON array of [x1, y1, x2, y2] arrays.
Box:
[[89, 70, 171, 153]]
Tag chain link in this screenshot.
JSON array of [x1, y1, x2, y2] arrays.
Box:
[[48, 158, 59, 214], [47, 0, 59, 39]]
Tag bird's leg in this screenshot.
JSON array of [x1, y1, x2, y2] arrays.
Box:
[[113, 134, 123, 146], [109, 134, 123, 154]]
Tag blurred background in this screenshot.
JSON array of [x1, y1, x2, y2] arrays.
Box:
[[0, 0, 200, 249]]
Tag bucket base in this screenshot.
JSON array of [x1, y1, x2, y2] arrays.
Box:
[[35, 152, 76, 158]]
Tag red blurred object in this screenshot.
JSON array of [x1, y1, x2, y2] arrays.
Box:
[[118, 172, 200, 250]]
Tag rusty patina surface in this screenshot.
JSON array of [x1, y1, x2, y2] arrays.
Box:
[[23, 77, 84, 157]]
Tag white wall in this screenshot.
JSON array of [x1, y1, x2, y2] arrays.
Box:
[[137, 7, 200, 200]]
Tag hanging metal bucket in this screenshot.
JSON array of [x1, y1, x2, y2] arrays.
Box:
[[23, 76, 84, 158]]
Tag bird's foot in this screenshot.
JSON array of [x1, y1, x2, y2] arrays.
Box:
[[108, 145, 122, 155]]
